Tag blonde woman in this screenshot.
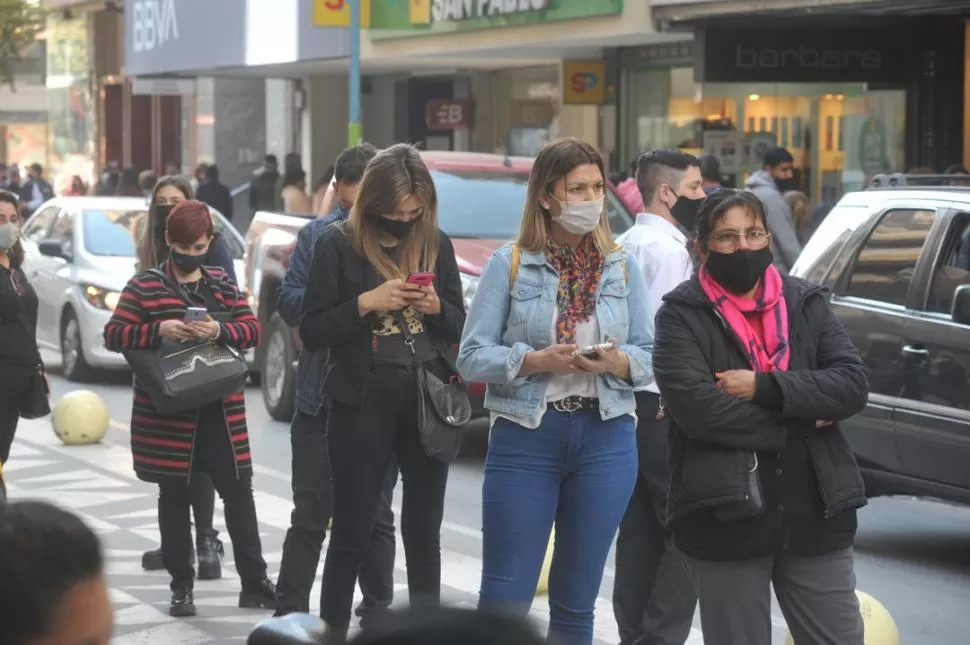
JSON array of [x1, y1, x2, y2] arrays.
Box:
[[457, 138, 654, 645], [300, 143, 465, 639], [783, 190, 813, 245]]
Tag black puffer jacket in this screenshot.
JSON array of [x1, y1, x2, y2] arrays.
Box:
[[654, 275, 869, 560]]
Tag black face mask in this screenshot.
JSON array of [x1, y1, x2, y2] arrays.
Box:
[[378, 217, 416, 240], [155, 205, 173, 235], [170, 249, 206, 274], [775, 176, 799, 193], [670, 194, 704, 233], [705, 247, 774, 294]]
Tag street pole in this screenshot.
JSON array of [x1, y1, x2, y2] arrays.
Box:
[[348, 0, 362, 147]]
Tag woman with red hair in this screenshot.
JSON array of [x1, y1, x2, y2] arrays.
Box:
[[103, 200, 275, 618]]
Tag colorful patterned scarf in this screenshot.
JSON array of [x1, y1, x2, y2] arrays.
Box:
[[699, 263, 790, 372], [545, 235, 604, 344]]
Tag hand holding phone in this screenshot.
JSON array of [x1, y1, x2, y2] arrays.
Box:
[[406, 272, 435, 287], [575, 342, 614, 359], [183, 307, 208, 323]]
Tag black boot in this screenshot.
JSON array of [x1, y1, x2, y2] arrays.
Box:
[[170, 584, 197, 617], [240, 578, 277, 610], [143, 546, 194, 571], [196, 530, 224, 580]]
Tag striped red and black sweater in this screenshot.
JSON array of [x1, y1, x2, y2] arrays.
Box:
[[103, 260, 261, 484]]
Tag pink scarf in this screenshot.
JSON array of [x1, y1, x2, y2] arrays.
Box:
[[699, 264, 790, 372]]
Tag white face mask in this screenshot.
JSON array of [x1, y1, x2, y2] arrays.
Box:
[[0, 222, 19, 252], [554, 197, 604, 235]]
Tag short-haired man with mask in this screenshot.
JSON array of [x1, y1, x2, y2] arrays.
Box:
[[745, 146, 802, 272], [274, 142, 397, 624], [613, 148, 701, 645]]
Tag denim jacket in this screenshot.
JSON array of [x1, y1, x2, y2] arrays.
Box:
[[457, 243, 655, 429], [278, 208, 347, 417]]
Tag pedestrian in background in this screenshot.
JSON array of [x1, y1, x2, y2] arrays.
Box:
[[300, 143, 465, 640], [311, 163, 336, 216], [19, 163, 54, 216], [196, 164, 234, 221], [281, 168, 313, 215], [653, 189, 870, 645], [104, 200, 275, 617], [274, 143, 397, 622], [65, 174, 87, 196], [139, 169, 157, 197], [458, 138, 654, 645], [613, 148, 703, 645], [116, 166, 144, 197], [191, 162, 208, 194], [783, 190, 814, 245], [0, 501, 112, 645], [250, 154, 280, 214], [0, 190, 44, 465], [135, 175, 237, 580], [697, 154, 723, 195], [616, 156, 645, 215], [744, 147, 802, 272]]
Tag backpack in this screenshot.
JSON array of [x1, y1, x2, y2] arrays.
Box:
[[508, 244, 627, 289]]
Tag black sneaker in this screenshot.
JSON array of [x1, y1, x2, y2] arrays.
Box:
[[239, 578, 277, 610], [170, 585, 197, 617], [196, 531, 224, 580], [142, 546, 196, 571]]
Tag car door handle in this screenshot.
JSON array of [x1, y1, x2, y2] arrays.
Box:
[[902, 345, 930, 359]]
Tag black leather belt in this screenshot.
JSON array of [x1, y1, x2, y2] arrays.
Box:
[[548, 396, 599, 413]]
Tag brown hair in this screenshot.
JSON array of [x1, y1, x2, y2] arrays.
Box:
[[516, 138, 620, 255], [0, 189, 25, 268], [349, 143, 438, 280], [166, 200, 214, 245], [783, 190, 811, 235], [137, 174, 193, 271]]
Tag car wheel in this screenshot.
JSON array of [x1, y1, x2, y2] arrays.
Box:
[[61, 309, 95, 382], [261, 313, 297, 422]]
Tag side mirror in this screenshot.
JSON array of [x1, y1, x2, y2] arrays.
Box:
[[951, 284, 970, 325], [38, 239, 69, 261]]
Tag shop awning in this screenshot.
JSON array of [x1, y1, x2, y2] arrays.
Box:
[[653, 0, 970, 27]]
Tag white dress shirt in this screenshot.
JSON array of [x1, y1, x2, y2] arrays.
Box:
[[616, 212, 693, 394]]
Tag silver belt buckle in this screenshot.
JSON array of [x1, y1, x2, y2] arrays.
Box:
[[553, 397, 581, 413]]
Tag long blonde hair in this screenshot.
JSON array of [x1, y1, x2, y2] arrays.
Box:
[[517, 137, 621, 254], [349, 143, 439, 280]]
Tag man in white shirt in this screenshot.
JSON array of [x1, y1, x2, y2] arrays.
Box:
[[613, 148, 705, 645]]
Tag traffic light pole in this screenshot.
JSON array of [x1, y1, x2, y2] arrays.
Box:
[[348, 0, 362, 147]]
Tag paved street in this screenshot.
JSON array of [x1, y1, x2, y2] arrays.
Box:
[[7, 359, 970, 644]]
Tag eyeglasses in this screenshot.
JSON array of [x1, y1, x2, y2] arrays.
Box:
[[709, 230, 771, 250]]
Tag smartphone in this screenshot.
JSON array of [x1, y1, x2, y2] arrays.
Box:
[[183, 307, 208, 323], [406, 272, 435, 287], [576, 342, 614, 359]]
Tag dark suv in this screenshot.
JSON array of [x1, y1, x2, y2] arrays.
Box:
[[790, 174, 970, 506]]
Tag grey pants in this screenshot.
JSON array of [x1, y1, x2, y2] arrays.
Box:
[[686, 548, 864, 645]]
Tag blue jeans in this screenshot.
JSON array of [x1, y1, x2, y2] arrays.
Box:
[[480, 410, 638, 645]]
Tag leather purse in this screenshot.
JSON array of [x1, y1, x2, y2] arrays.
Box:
[[19, 365, 50, 420], [714, 452, 766, 522], [394, 311, 471, 462]]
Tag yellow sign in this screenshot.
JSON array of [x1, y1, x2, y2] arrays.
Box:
[[562, 61, 606, 105], [313, 0, 371, 28], [409, 0, 432, 25]]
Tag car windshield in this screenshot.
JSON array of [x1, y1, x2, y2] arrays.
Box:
[[432, 169, 530, 238], [82, 207, 244, 259], [82, 209, 146, 256]]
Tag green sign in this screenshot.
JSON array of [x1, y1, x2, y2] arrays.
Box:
[[371, 0, 623, 40]]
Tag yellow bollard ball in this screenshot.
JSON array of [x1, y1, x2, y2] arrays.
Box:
[[536, 527, 555, 596], [51, 390, 110, 446], [784, 590, 898, 645]]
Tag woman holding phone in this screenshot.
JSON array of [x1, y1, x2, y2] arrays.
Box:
[[300, 143, 465, 640], [105, 200, 275, 618], [457, 138, 654, 645]]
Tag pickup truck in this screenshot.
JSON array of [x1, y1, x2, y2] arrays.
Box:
[[244, 150, 636, 422]]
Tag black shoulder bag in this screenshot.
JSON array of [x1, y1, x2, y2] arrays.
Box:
[[122, 270, 248, 414], [393, 309, 470, 463], [19, 363, 50, 420]]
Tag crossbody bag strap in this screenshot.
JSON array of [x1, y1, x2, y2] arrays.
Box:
[[392, 310, 417, 357]]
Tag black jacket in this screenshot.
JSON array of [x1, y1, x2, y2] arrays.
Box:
[[250, 170, 279, 213], [299, 222, 465, 407], [653, 275, 869, 560], [197, 180, 233, 221]]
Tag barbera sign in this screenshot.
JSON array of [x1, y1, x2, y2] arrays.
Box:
[[431, 0, 550, 22], [735, 45, 881, 71]]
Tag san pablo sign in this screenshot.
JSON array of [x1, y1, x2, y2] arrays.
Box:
[[431, 0, 550, 22]]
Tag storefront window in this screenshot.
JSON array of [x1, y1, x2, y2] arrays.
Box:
[[46, 12, 96, 191], [494, 66, 560, 157], [620, 66, 906, 206]]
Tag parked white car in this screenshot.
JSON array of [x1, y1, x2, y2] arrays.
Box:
[[20, 196, 247, 381]]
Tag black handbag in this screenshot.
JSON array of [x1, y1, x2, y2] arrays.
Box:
[[122, 270, 248, 414], [393, 311, 471, 462], [19, 365, 50, 420], [714, 452, 766, 522]]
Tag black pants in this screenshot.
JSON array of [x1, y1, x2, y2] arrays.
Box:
[[0, 367, 31, 463], [154, 474, 216, 544], [321, 365, 449, 636], [159, 405, 267, 590], [613, 392, 697, 645], [275, 407, 398, 616]]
